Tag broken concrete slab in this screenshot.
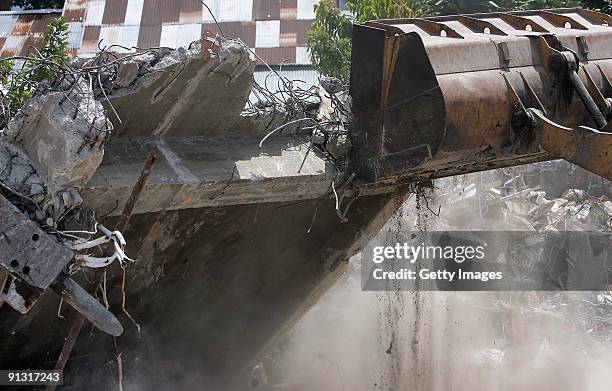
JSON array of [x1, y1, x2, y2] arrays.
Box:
[[82, 135, 333, 215], [114, 60, 140, 88], [326, 132, 352, 159], [100, 39, 256, 138], [0, 193, 74, 291], [97, 38, 317, 140], [5, 80, 108, 194], [0, 137, 84, 225], [81, 134, 408, 216]]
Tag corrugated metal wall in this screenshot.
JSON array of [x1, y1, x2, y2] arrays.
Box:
[[0, 10, 62, 58], [60, 0, 318, 64], [0, 1, 321, 65]]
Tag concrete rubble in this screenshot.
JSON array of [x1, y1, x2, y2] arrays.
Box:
[[0, 35, 394, 390], [0, 36, 319, 224], [70, 37, 359, 218], [5, 81, 107, 190], [95, 38, 319, 139], [434, 166, 612, 381], [429, 161, 611, 233], [0, 141, 46, 204], [1, 80, 107, 223], [95, 39, 256, 138]]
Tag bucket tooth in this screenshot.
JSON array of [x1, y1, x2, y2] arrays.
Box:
[[458, 16, 507, 36], [576, 9, 612, 26], [497, 13, 549, 32], [538, 11, 588, 30]]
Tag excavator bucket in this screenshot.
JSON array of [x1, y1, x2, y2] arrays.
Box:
[[350, 9, 612, 182]]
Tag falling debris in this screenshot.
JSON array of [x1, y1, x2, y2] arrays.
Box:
[[261, 162, 612, 391]]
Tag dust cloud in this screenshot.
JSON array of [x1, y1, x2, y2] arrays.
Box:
[[258, 163, 612, 391]]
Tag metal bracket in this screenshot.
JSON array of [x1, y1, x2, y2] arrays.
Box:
[[527, 108, 612, 180], [503, 63, 612, 180], [534, 35, 608, 129], [583, 66, 611, 120], [576, 36, 589, 58], [497, 42, 511, 68]]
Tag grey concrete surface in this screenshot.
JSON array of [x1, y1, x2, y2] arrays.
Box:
[[82, 135, 334, 215], [0, 192, 407, 390], [0, 36, 411, 391], [5, 81, 107, 194]]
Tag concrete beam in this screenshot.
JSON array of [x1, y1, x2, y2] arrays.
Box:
[[82, 135, 549, 216], [83, 135, 341, 215]]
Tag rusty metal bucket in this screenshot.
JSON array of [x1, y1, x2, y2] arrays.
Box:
[[350, 9, 612, 182]]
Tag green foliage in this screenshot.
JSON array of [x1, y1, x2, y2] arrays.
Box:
[[0, 61, 12, 84], [0, 60, 31, 117], [307, 0, 610, 82], [528, 0, 578, 9], [424, 0, 507, 15], [349, 0, 426, 21], [40, 17, 69, 60], [517, 0, 582, 9], [307, 0, 428, 81], [306, 0, 353, 83], [424, 0, 581, 15], [581, 0, 612, 12], [11, 0, 65, 9], [0, 17, 69, 126], [31, 16, 69, 82]]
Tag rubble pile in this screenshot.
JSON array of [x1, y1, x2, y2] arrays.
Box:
[[525, 188, 612, 232], [430, 162, 611, 233], [0, 141, 47, 205], [426, 163, 612, 385]]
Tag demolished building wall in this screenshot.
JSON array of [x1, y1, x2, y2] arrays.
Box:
[[0, 34, 408, 390]]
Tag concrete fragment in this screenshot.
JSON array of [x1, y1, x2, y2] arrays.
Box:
[[0, 140, 85, 224], [114, 60, 140, 88], [313, 129, 326, 145], [326, 132, 352, 159], [0, 141, 47, 204], [562, 188, 587, 202], [602, 200, 612, 216], [0, 193, 74, 291], [43, 187, 83, 223], [92, 38, 324, 139], [101, 39, 256, 138], [320, 76, 343, 95], [5, 80, 108, 193], [317, 87, 350, 123]]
